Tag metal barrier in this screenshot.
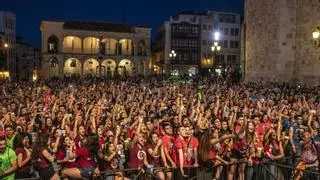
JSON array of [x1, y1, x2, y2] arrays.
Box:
[[14, 157, 320, 180]]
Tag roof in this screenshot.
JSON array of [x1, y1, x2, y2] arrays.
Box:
[[63, 21, 135, 33]]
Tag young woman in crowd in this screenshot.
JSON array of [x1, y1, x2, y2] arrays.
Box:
[[13, 133, 32, 179]]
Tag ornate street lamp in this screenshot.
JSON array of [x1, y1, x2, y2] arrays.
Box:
[[211, 32, 222, 76], [169, 50, 177, 75], [312, 27, 320, 48]]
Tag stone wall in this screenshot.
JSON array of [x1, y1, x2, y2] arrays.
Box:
[[243, 0, 320, 86]]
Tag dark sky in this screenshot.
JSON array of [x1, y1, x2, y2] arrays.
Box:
[[2, 0, 244, 48]]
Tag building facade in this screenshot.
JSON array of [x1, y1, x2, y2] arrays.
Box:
[[16, 37, 41, 81], [0, 11, 16, 79], [200, 11, 241, 76], [156, 11, 241, 76], [243, 0, 320, 86], [40, 20, 151, 79]]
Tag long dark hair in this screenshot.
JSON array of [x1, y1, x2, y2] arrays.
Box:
[[32, 134, 49, 162], [13, 133, 30, 150], [83, 135, 99, 161], [199, 131, 212, 162]]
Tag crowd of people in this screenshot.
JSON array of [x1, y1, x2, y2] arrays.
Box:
[[0, 77, 319, 180]]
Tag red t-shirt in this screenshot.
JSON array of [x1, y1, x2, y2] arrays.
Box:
[[98, 137, 105, 150], [185, 136, 199, 166], [172, 136, 188, 166], [15, 148, 30, 172], [162, 135, 175, 157], [38, 148, 51, 168], [75, 147, 96, 168], [147, 143, 161, 165], [57, 149, 77, 168], [128, 144, 147, 168]]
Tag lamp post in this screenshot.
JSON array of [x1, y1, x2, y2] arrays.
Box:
[[169, 50, 177, 76], [4, 43, 9, 71], [211, 32, 221, 77], [312, 27, 320, 48]]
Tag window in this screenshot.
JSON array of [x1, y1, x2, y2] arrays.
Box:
[[231, 28, 235, 36], [230, 41, 235, 48], [50, 57, 58, 68], [219, 14, 236, 23], [235, 41, 239, 49], [223, 40, 228, 48], [70, 59, 76, 67], [223, 28, 228, 36], [235, 28, 239, 36], [208, 25, 212, 30], [202, 24, 207, 30], [47, 35, 59, 53]]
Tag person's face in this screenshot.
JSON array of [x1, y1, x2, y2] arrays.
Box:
[[140, 123, 147, 133], [46, 118, 52, 127], [297, 117, 303, 125], [222, 121, 228, 130], [238, 117, 244, 125], [79, 126, 85, 136], [270, 131, 277, 140], [97, 127, 103, 137], [11, 103, 17, 111], [1, 107, 7, 115], [0, 140, 6, 153], [5, 127, 14, 138], [213, 129, 219, 138], [146, 121, 153, 131], [178, 127, 187, 137], [248, 122, 255, 133], [302, 131, 311, 142], [151, 133, 159, 144], [164, 125, 173, 135], [137, 135, 146, 145], [215, 119, 221, 129], [108, 143, 116, 153], [253, 117, 260, 126], [263, 115, 268, 122], [64, 136, 71, 147], [312, 121, 319, 129], [23, 136, 30, 147]]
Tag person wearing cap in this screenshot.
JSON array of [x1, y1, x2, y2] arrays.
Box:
[[0, 131, 17, 180]]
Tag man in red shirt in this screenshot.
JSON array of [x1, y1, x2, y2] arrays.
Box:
[[161, 122, 175, 180], [172, 126, 188, 179]]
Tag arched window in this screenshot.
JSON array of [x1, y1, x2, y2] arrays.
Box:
[[138, 40, 146, 56], [48, 35, 59, 53], [50, 57, 58, 68], [70, 59, 77, 67]]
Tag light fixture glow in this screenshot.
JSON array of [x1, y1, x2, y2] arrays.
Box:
[[214, 41, 218, 46], [313, 29, 320, 39], [214, 32, 220, 41], [4, 43, 8, 48], [217, 46, 221, 51]]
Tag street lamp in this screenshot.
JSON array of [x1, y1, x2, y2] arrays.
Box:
[[211, 32, 222, 76], [312, 27, 320, 48], [4, 43, 8, 48], [169, 50, 177, 75]]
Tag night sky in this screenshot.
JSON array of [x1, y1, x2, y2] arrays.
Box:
[[2, 0, 244, 48]]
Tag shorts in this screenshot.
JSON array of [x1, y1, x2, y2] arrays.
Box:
[[79, 166, 95, 180], [38, 166, 55, 180]]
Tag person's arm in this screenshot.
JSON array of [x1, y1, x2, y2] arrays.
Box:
[[289, 127, 296, 153], [193, 146, 199, 167], [277, 114, 282, 141], [104, 152, 117, 162], [42, 149, 55, 163], [307, 112, 314, 136], [178, 149, 187, 177], [147, 140, 162, 158], [16, 148, 31, 169], [210, 134, 236, 145], [274, 143, 284, 160], [72, 115, 79, 139], [113, 126, 120, 147], [52, 130, 61, 153], [0, 150, 17, 178], [164, 146, 176, 167], [160, 145, 169, 167]]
